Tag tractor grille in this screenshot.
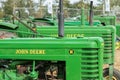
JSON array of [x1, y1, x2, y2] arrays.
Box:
[[101, 33, 113, 64], [80, 48, 102, 80]]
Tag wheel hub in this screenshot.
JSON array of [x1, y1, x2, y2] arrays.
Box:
[[105, 76, 117, 80]]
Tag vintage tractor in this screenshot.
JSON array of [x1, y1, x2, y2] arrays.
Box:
[[93, 8, 120, 49], [0, 0, 120, 80], [34, 1, 118, 79], [0, 1, 105, 80], [31, 1, 120, 80], [0, 37, 104, 80]]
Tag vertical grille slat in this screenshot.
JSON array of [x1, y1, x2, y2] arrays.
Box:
[[80, 48, 100, 80], [101, 34, 113, 64]]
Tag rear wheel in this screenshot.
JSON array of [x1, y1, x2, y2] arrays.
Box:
[[104, 68, 120, 80]]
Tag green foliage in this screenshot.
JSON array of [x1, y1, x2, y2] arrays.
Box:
[[3, 0, 13, 15], [63, 0, 70, 8], [2, 0, 34, 16], [110, 0, 120, 7], [1, 0, 119, 18], [0, 11, 4, 18]]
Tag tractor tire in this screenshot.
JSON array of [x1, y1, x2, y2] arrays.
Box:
[[104, 68, 120, 80]]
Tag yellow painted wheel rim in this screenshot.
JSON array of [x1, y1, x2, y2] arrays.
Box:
[[105, 76, 117, 80], [116, 42, 120, 49]]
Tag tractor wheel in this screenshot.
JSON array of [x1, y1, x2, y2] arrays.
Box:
[[104, 68, 120, 80]]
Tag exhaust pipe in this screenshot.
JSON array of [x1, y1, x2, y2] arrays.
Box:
[[58, 0, 64, 37], [89, 1, 93, 26]]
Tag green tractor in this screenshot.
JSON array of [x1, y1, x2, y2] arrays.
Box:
[[0, 36, 104, 80], [93, 10, 120, 49], [0, 11, 105, 80], [0, 1, 104, 80], [0, 0, 120, 80]]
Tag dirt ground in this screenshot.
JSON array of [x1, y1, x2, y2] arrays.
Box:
[[0, 31, 17, 38], [114, 49, 120, 71]]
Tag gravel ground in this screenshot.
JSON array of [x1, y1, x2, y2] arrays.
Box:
[[114, 49, 120, 71], [0, 31, 17, 39]]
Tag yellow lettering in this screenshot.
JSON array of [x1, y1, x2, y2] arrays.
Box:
[[16, 49, 45, 55], [16, 49, 28, 54], [51, 34, 84, 38], [66, 34, 84, 38], [51, 34, 58, 37], [30, 50, 45, 54]]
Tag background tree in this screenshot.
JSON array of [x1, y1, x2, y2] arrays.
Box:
[[2, 0, 14, 15], [110, 0, 120, 7], [1, 0, 120, 19]]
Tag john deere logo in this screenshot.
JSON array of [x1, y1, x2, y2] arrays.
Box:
[[69, 50, 74, 55]]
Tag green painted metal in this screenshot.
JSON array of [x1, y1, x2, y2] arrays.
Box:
[[0, 8, 116, 80], [31, 18, 100, 27], [32, 18, 56, 26], [2, 23, 115, 64], [0, 70, 27, 80], [0, 3, 117, 80], [116, 24, 120, 37], [36, 25, 116, 80], [0, 19, 116, 65], [93, 15, 120, 49], [81, 8, 85, 25], [0, 37, 104, 80], [0, 22, 18, 29], [14, 20, 36, 37], [12, 19, 100, 37], [37, 25, 116, 65], [64, 21, 100, 26], [94, 16, 116, 26]]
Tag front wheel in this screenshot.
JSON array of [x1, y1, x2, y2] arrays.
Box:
[[104, 68, 120, 80]]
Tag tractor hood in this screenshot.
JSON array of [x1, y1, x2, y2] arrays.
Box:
[[0, 22, 18, 30]]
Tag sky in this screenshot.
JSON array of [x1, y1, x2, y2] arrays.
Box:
[[69, 0, 80, 4], [0, 0, 102, 8], [39, 0, 101, 6], [34, 0, 101, 4], [70, 0, 101, 5], [36, 0, 101, 6]]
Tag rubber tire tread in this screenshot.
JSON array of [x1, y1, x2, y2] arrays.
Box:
[[103, 68, 120, 80]]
